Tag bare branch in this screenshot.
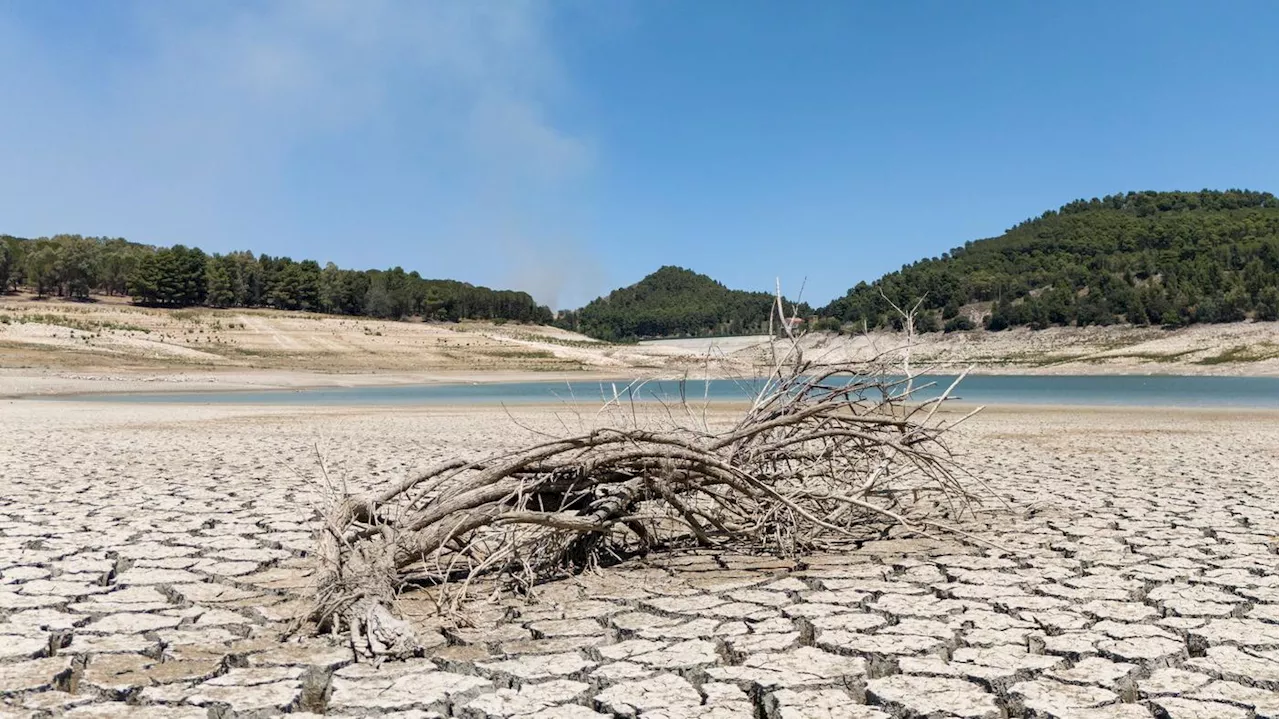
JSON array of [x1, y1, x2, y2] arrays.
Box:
[[308, 289, 987, 662]]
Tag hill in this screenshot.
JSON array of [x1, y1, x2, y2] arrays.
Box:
[[821, 190, 1278, 331], [0, 235, 551, 324], [556, 266, 810, 341]]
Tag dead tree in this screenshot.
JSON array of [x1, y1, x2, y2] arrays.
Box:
[[309, 293, 984, 661]]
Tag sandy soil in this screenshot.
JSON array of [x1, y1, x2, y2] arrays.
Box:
[[0, 295, 623, 374], [1, 295, 1274, 397], [0, 296, 705, 396], [786, 323, 1279, 377], [0, 401, 1274, 716]]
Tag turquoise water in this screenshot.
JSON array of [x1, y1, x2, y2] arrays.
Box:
[[55, 375, 1278, 408]]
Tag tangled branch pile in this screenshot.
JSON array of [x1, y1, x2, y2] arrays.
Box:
[[311, 301, 984, 660]]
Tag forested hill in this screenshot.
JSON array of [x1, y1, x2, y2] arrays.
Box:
[[556, 266, 811, 341], [0, 235, 552, 323], [5, 189, 1274, 336], [821, 190, 1278, 331]]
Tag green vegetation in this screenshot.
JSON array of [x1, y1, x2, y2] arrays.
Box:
[[554, 266, 811, 341], [1195, 344, 1279, 365], [1099, 349, 1201, 364], [476, 348, 557, 360], [0, 235, 552, 324], [0, 310, 149, 334], [556, 190, 1277, 341], [5, 189, 1275, 342], [497, 331, 603, 349], [821, 190, 1278, 331]]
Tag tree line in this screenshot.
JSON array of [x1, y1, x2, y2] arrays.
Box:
[[820, 189, 1278, 332], [4, 189, 1275, 338], [0, 235, 552, 323]]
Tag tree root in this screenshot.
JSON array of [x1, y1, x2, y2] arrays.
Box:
[[308, 296, 988, 661]]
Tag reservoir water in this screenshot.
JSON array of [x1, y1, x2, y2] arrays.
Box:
[[56, 374, 1278, 409]]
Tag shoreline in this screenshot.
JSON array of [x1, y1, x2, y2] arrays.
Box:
[[1, 299, 1275, 393], [3, 364, 1277, 400], [19, 393, 1277, 416], [7, 396, 1277, 420], [0, 367, 638, 399]]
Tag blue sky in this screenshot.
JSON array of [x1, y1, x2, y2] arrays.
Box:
[[1, 1, 1275, 309]]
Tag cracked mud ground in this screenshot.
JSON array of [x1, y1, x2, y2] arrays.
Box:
[[1, 402, 1275, 718]]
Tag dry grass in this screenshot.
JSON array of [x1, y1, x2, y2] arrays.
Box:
[[0, 294, 605, 374]]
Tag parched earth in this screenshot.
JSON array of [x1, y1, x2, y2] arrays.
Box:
[[0, 402, 1276, 718]]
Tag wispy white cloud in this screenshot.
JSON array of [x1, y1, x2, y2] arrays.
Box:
[[118, 0, 585, 174], [0, 0, 601, 306]]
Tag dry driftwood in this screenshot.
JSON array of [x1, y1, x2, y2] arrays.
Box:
[[310, 294, 985, 661]]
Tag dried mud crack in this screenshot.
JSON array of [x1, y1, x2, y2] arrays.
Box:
[[0, 403, 1275, 718]]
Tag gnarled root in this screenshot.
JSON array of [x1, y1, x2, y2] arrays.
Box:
[[347, 600, 418, 665], [308, 295, 992, 658], [313, 508, 420, 662]]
